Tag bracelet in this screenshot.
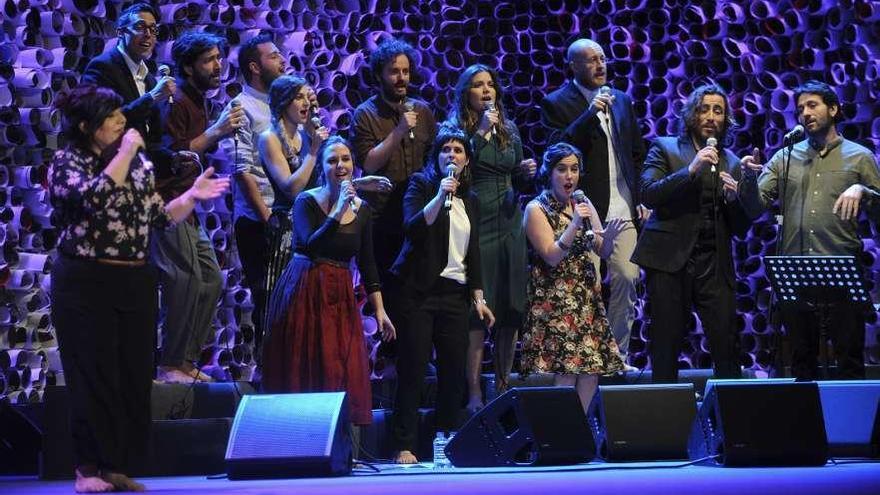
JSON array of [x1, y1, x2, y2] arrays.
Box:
[[557, 239, 572, 251], [473, 298, 487, 306]]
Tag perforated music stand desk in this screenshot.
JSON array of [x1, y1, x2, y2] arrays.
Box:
[[764, 255, 871, 378]]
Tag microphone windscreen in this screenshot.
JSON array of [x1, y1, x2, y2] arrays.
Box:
[[707, 137, 718, 148], [598, 86, 611, 96], [572, 189, 587, 204], [158, 65, 171, 77], [404, 100, 414, 112]]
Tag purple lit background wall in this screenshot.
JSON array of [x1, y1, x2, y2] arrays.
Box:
[[1, 0, 880, 402]]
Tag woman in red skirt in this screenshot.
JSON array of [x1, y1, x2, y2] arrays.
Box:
[[262, 136, 396, 426]]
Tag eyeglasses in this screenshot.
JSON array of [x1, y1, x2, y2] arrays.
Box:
[[127, 21, 160, 37]]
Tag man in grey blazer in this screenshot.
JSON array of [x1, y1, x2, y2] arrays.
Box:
[[632, 84, 760, 383]]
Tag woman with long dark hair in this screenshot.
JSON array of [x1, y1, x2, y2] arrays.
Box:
[[446, 64, 536, 410], [49, 84, 229, 492], [520, 142, 624, 411], [262, 136, 395, 428], [391, 125, 496, 464]]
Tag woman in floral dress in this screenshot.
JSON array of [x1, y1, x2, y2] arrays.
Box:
[[520, 142, 625, 411]]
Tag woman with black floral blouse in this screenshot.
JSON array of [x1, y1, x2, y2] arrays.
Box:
[[49, 84, 229, 493], [520, 142, 625, 412]]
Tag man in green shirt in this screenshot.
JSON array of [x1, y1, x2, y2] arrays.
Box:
[[741, 80, 880, 380]]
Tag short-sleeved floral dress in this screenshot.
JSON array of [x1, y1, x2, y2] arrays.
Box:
[[520, 190, 624, 376]]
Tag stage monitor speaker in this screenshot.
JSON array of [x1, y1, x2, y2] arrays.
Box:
[[817, 380, 880, 458], [688, 380, 827, 466], [445, 387, 595, 467], [593, 383, 696, 461], [225, 392, 352, 479]]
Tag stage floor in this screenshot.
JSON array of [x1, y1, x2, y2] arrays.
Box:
[[3, 460, 880, 495]]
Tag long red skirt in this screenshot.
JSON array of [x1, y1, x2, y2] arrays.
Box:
[[262, 256, 372, 425]]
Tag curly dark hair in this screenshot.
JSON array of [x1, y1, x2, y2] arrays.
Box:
[[536, 142, 583, 190], [368, 37, 415, 85], [55, 84, 123, 151], [447, 64, 514, 151], [171, 31, 226, 77], [678, 83, 738, 147], [794, 80, 843, 123]]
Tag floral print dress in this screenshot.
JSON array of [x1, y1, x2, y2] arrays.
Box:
[[520, 190, 624, 376]]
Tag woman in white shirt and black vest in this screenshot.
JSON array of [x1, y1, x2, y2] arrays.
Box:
[[390, 124, 496, 464]]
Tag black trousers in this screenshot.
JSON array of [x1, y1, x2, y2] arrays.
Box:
[[782, 304, 865, 380], [392, 277, 469, 452], [234, 216, 268, 356], [645, 248, 741, 383], [51, 256, 158, 472]]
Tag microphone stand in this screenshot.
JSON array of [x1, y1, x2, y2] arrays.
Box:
[[768, 137, 796, 377]]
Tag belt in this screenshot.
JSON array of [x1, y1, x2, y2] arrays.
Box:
[[96, 258, 147, 267]]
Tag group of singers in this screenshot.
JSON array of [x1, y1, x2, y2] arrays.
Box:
[[46, 3, 880, 491]]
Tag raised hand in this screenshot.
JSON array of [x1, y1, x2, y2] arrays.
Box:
[[520, 158, 537, 178], [720, 171, 739, 202], [599, 217, 625, 242], [740, 147, 763, 175], [688, 145, 719, 175], [353, 175, 392, 193], [149, 76, 176, 104], [189, 167, 230, 201]]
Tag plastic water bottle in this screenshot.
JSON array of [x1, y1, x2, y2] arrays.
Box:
[[433, 432, 451, 470]]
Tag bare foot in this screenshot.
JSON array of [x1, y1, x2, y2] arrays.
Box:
[[75, 469, 114, 493], [466, 396, 484, 413], [102, 471, 146, 492], [393, 450, 418, 464]]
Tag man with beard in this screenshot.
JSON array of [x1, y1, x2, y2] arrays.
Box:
[[218, 34, 286, 360], [351, 37, 437, 289], [155, 31, 242, 383], [81, 3, 176, 168], [740, 80, 880, 380], [631, 84, 760, 383], [541, 38, 647, 369]]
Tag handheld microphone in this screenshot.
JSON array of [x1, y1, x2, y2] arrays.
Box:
[[341, 179, 356, 209], [598, 86, 612, 125], [572, 189, 588, 204], [706, 137, 718, 173], [403, 100, 415, 140], [444, 162, 458, 209], [138, 152, 153, 172], [485, 101, 496, 136], [309, 105, 322, 129], [158, 65, 172, 104], [783, 124, 805, 146], [230, 99, 241, 145]]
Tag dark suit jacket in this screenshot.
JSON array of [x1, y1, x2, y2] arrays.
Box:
[[390, 173, 483, 295], [81, 47, 174, 176], [541, 81, 646, 220], [631, 136, 760, 286]]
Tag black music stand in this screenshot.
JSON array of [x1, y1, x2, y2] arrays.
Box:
[[764, 256, 871, 379]]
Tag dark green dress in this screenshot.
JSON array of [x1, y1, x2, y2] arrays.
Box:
[[469, 127, 529, 328]]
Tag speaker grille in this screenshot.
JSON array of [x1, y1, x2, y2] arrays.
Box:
[[226, 393, 344, 459]]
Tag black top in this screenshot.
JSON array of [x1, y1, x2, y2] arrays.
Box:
[[292, 193, 380, 293], [391, 172, 483, 294]]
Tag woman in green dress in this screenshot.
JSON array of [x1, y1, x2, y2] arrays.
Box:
[[447, 64, 536, 409]]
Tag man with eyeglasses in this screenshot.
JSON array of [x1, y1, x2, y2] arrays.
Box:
[[82, 3, 176, 169], [541, 38, 647, 371]]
